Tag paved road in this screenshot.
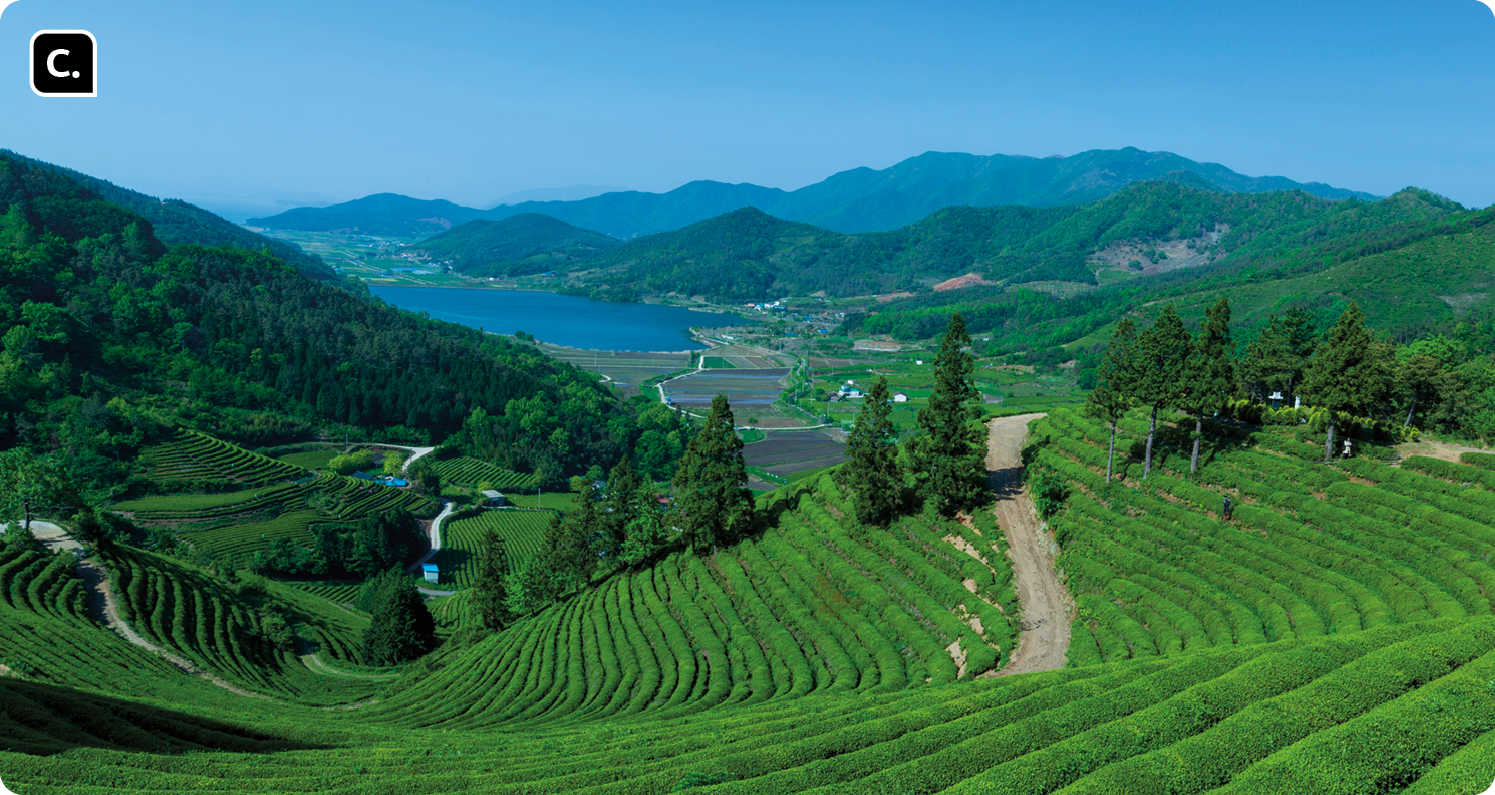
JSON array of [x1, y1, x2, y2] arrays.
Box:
[[983, 413, 1076, 677], [406, 499, 455, 576]]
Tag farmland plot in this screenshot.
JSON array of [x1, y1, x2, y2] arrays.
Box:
[[743, 431, 845, 478]]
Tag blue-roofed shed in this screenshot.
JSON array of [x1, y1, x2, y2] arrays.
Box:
[[421, 564, 439, 584]]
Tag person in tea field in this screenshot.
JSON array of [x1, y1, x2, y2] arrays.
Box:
[[1222, 495, 1232, 521]]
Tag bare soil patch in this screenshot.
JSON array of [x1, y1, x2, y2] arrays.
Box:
[[983, 413, 1075, 676]]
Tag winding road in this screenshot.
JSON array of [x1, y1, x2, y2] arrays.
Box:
[[984, 413, 1075, 676]]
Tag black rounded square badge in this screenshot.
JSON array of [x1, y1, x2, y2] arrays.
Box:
[[31, 30, 96, 97]]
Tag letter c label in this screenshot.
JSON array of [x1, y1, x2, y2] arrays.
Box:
[[47, 48, 72, 78]]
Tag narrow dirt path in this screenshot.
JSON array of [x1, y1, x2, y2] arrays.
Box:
[[294, 637, 399, 680], [76, 554, 277, 700], [984, 413, 1075, 676]]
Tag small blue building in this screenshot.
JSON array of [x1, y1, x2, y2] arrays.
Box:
[[422, 564, 439, 585]]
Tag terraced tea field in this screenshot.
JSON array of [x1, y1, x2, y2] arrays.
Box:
[[112, 432, 440, 563], [1029, 406, 1495, 665], [137, 429, 306, 488], [430, 457, 540, 490], [12, 412, 1495, 792], [428, 509, 552, 587]]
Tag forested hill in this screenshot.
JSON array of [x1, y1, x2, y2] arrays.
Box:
[[411, 213, 621, 276], [851, 189, 1495, 365], [0, 150, 335, 281], [543, 182, 1463, 302], [0, 155, 671, 500], [249, 192, 491, 237], [248, 147, 1377, 239]]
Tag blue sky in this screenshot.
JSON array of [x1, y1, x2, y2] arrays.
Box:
[[1, 0, 1493, 217]]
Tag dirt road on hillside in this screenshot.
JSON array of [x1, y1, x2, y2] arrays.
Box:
[[985, 413, 1075, 676]]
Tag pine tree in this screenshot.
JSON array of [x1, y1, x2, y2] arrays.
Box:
[[1240, 307, 1317, 403], [1300, 303, 1390, 461], [671, 394, 754, 553], [912, 312, 989, 515], [1134, 305, 1191, 479], [361, 569, 438, 665], [1084, 318, 1138, 483], [471, 533, 512, 631], [1181, 297, 1234, 474], [836, 376, 903, 526], [601, 455, 646, 558]]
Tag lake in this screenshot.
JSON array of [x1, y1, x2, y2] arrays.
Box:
[[370, 286, 747, 351]]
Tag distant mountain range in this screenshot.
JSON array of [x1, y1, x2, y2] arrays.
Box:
[[248, 148, 1382, 239], [490, 184, 628, 206], [413, 180, 1459, 304]]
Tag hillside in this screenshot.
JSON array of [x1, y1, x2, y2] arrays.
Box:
[[0, 149, 335, 281], [850, 187, 1489, 348], [549, 182, 1463, 302], [412, 213, 622, 276], [0, 152, 684, 502], [8, 409, 1495, 791], [248, 147, 1377, 239]]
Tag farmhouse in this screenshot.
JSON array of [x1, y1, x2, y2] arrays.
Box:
[[482, 490, 507, 507], [421, 564, 439, 584], [893, 392, 909, 403]]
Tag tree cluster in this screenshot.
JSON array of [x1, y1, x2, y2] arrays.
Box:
[[257, 508, 425, 579], [359, 568, 437, 665], [1087, 297, 1480, 469]]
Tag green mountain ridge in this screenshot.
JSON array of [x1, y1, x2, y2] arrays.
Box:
[[410, 212, 622, 276], [248, 147, 1381, 239], [0, 149, 335, 281]]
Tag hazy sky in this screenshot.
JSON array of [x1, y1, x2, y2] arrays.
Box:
[[2, 0, 1493, 216]]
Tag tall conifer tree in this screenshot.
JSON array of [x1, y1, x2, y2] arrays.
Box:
[[1181, 297, 1234, 474], [1134, 305, 1191, 479], [1301, 303, 1389, 461], [361, 569, 438, 665], [1085, 318, 1138, 482], [837, 376, 903, 526], [601, 455, 645, 558], [471, 534, 512, 631], [671, 394, 754, 553], [913, 313, 989, 515]]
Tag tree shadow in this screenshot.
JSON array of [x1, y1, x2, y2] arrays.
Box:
[[0, 678, 328, 756]]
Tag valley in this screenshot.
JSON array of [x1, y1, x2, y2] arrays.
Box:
[[7, 142, 1495, 794]]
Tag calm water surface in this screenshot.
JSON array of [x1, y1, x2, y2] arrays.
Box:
[[371, 286, 746, 351]]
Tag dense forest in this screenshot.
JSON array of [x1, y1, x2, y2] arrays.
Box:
[[0, 153, 682, 502], [0, 149, 334, 281]]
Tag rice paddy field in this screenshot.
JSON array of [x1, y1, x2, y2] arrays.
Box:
[[540, 344, 692, 396], [13, 410, 1495, 792], [664, 369, 791, 413]]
